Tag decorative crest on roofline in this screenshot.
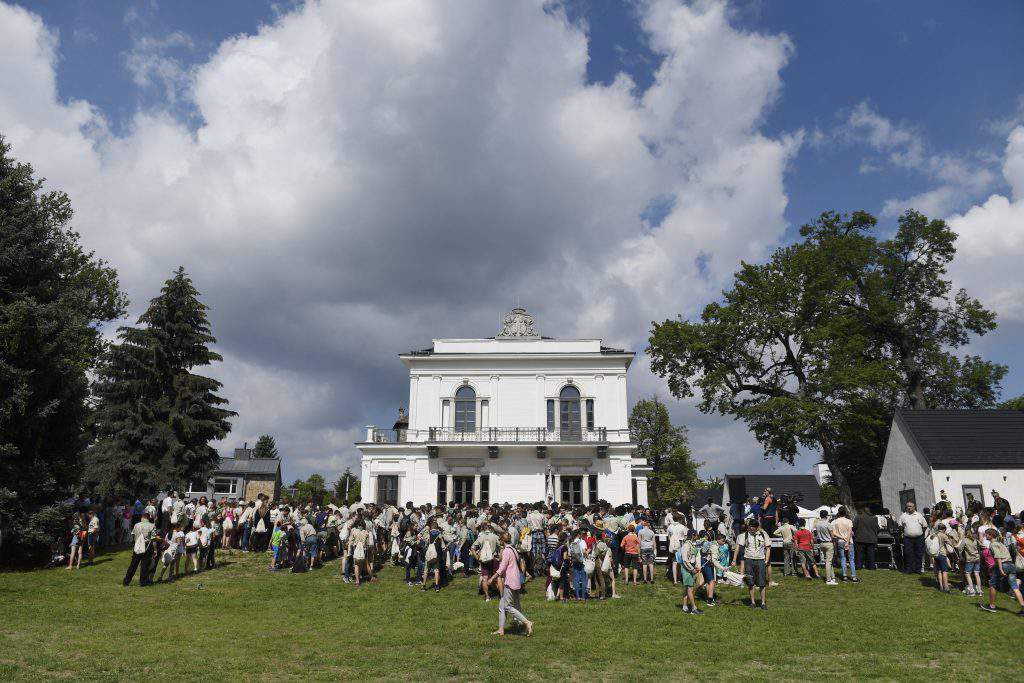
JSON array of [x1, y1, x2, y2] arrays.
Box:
[[497, 307, 538, 338]]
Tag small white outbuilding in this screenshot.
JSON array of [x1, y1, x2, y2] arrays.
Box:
[[879, 408, 1024, 515]]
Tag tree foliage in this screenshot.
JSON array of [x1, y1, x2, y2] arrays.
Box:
[[334, 467, 360, 504], [648, 210, 1005, 505], [252, 434, 279, 459], [998, 395, 1024, 410], [0, 138, 126, 563], [285, 473, 331, 507], [85, 268, 235, 497], [628, 397, 701, 506]]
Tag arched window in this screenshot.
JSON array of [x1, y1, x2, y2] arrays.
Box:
[[559, 385, 581, 439], [454, 385, 476, 433]]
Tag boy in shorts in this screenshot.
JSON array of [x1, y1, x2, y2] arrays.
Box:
[[677, 533, 703, 615]]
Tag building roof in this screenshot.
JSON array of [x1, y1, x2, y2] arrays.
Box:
[[894, 408, 1024, 469], [215, 456, 281, 477], [725, 474, 822, 509]]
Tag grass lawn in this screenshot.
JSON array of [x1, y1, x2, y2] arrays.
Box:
[[1, 549, 1021, 682]]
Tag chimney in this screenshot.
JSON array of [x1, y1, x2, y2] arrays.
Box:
[[234, 445, 251, 460]]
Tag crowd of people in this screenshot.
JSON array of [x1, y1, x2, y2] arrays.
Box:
[[62, 486, 1024, 628]]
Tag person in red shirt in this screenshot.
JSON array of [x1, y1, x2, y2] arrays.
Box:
[[620, 525, 640, 586], [793, 519, 818, 580]]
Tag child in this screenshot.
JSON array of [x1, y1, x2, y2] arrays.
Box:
[[793, 519, 818, 580], [717, 535, 731, 580], [958, 528, 981, 596], [157, 525, 183, 583], [981, 528, 1024, 615], [933, 523, 951, 593], [677, 533, 704, 616], [269, 521, 286, 571], [184, 526, 200, 573], [699, 532, 720, 607]]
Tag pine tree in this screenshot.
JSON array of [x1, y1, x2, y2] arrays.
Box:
[[0, 137, 126, 563], [252, 434, 279, 459], [86, 268, 235, 496]]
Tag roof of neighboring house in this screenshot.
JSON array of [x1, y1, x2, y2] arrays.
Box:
[[215, 457, 281, 477], [724, 474, 822, 509], [894, 408, 1024, 469]]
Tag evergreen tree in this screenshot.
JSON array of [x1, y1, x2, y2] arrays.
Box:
[[0, 137, 126, 563], [252, 434, 279, 459], [86, 268, 235, 496], [333, 467, 360, 504]]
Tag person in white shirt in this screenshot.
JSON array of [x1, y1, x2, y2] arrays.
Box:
[[123, 512, 155, 586], [160, 494, 174, 533], [898, 501, 927, 573], [184, 527, 200, 573], [666, 514, 688, 586]]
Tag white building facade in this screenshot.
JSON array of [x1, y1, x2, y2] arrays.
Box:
[[357, 308, 649, 507]]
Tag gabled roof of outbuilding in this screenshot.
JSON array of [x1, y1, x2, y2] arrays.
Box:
[[894, 408, 1024, 469]]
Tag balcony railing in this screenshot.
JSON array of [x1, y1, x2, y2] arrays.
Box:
[[366, 427, 628, 444]]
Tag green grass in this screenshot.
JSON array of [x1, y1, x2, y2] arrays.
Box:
[[1, 549, 1021, 682]]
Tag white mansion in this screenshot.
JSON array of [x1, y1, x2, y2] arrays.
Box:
[[357, 308, 650, 507]]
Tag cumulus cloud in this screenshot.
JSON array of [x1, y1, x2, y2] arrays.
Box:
[[0, 0, 797, 481], [947, 126, 1024, 322]]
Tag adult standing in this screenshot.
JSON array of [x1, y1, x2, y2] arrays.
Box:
[[853, 507, 879, 570], [830, 507, 858, 583], [734, 519, 771, 610], [814, 510, 836, 585], [898, 502, 927, 574], [488, 533, 533, 636], [123, 512, 155, 586]]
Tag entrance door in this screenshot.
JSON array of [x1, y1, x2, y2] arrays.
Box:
[[561, 476, 582, 506], [453, 476, 475, 505]]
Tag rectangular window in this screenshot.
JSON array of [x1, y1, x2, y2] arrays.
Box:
[[588, 474, 598, 504], [479, 475, 490, 506], [188, 479, 206, 494], [376, 475, 399, 506], [586, 399, 594, 431], [560, 476, 583, 506], [898, 488, 916, 509], [546, 399, 555, 431], [453, 476, 475, 505], [962, 485, 984, 509], [437, 474, 447, 507], [213, 477, 237, 495]]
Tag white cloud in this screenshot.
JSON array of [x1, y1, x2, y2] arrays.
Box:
[[0, 0, 800, 481], [836, 101, 996, 217], [123, 30, 195, 103], [947, 126, 1024, 322]]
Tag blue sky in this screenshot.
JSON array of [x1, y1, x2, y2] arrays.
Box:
[[4, 0, 1024, 483]]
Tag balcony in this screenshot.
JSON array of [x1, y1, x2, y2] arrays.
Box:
[[365, 426, 628, 444]]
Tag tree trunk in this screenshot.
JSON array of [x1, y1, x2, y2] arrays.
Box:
[[817, 433, 855, 508]]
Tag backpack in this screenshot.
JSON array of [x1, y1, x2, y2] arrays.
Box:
[[353, 541, 365, 562], [924, 530, 940, 557], [520, 529, 532, 552], [570, 541, 584, 564], [479, 537, 494, 563], [291, 553, 308, 573], [425, 540, 438, 562]]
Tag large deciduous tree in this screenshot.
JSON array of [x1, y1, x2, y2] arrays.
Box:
[[85, 268, 235, 497], [628, 397, 701, 506], [0, 137, 126, 563], [648, 210, 1005, 506]]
